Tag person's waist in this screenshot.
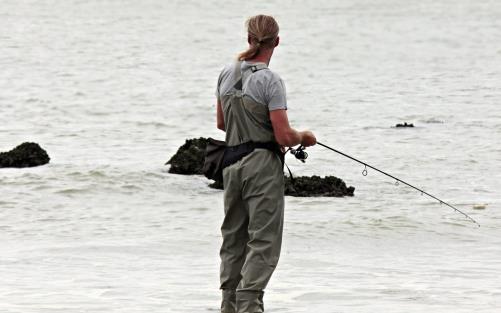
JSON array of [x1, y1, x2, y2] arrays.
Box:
[[227, 141, 279, 151]]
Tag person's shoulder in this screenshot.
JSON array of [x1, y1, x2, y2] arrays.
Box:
[[265, 68, 283, 83], [219, 62, 234, 75], [254, 66, 283, 85], [217, 61, 237, 83]]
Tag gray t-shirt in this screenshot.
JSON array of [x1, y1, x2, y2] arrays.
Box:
[[215, 61, 287, 111]]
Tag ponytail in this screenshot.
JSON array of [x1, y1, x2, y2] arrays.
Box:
[[238, 15, 279, 61], [238, 42, 261, 61]]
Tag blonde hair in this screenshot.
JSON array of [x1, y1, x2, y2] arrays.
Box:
[[238, 15, 279, 61]]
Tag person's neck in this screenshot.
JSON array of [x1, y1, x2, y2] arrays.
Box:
[[247, 49, 274, 66]]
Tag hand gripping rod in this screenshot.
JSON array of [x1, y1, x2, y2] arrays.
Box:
[[317, 142, 480, 227]]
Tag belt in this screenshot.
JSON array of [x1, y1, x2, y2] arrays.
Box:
[[222, 141, 284, 170]]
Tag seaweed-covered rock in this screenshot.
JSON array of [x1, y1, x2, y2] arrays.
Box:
[[166, 137, 207, 175], [284, 175, 354, 197], [0, 142, 50, 168]]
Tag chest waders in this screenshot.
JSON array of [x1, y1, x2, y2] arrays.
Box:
[[219, 62, 285, 313]]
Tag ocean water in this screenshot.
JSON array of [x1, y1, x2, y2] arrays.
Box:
[[1, 0, 500, 312]]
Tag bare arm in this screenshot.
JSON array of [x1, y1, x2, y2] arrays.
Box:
[[270, 109, 316, 147], [216, 99, 225, 131]]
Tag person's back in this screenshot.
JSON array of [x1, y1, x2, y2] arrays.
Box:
[[215, 15, 316, 313], [217, 61, 280, 146]]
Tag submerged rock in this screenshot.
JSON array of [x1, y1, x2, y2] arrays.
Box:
[[0, 142, 50, 168], [166, 137, 207, 175], [472, 204, 487, 210], [395, 122, 414, 128], [166, 137, 355, 197]]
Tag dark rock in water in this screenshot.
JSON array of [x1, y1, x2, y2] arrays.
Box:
[[166, 137, 207, 175], [0, 142, 50, 168], [395, 122, 414, 128], [209, 175, 354, 197], [284, 175, 354, 197], [167, 138, 355, 197]]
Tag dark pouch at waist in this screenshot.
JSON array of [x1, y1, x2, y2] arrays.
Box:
[[202, 138, 226, 181]]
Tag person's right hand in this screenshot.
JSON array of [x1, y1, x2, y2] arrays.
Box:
[[300, 130, 317, 147]]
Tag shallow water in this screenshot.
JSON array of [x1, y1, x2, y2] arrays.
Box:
[[1, 0, 500, 312]]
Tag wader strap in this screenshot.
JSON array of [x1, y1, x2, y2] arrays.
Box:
[[232, 61, 243, 90], [232, 62, 267, 91]]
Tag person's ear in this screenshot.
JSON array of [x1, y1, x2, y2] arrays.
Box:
[[275, 36, 280, 47]]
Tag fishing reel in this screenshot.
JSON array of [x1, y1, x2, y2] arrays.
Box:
[[289, 145, 308, 163]]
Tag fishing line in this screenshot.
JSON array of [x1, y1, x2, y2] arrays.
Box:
[[291, 142, 480, 227]]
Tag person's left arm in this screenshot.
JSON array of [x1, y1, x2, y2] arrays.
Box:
[[216, 99, 225, 131]]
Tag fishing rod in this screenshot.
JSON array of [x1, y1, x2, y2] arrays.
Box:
[[289, 142, 480, 227]]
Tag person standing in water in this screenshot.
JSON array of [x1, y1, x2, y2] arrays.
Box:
[[215, 15, 316, 313]]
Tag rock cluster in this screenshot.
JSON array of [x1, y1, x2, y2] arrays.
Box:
[[0, 142, 50, 168], [166, 138, 355, 197]]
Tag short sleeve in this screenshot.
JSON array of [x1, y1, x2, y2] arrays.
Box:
[[267, 79, 287, 111]]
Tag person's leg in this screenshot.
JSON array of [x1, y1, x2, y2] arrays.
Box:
[[236, 290, 265, 313], [220, 166, 248, 312], [237, 151, 285, 312], [221, 289, 237, 313]]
